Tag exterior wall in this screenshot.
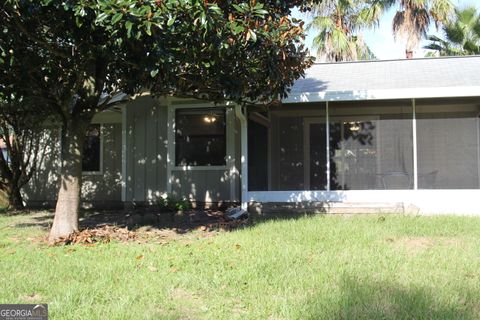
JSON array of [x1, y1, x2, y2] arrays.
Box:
[[82, 123, 122, 204], [23, 128, 62, 205], [124, 96, 168, 203], [166, 101, 240, 206], [25, 96, 241, 209], [123, 97, 240, 206], [24, 120, 123, 207]]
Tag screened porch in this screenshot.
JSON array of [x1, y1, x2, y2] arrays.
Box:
[[247, 97, 480, 194]]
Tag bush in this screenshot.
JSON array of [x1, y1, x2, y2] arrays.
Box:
[[157, 195, 192, 213]]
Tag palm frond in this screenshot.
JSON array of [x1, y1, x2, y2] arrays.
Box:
[[424, 6, 480, 56]]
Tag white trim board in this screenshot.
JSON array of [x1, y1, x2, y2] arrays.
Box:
[[283, 86, 480, 103], [248, 189, 480, 215]]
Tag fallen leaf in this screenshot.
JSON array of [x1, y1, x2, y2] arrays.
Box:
[[136, 254, 144, 260], [148, 266, 158, 272]]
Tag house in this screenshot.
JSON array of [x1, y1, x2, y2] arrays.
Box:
[[25, 56, 480, 214]]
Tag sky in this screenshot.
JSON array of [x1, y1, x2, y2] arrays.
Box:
[[293, 0, 480, 60]]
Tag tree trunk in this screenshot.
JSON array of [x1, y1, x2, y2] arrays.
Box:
[[48, 118, 89, 243], [406, 50, 413, 59], [8, 183, 24, 210]]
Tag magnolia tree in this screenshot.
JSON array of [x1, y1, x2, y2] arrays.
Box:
[[0, 0, 317, 242]]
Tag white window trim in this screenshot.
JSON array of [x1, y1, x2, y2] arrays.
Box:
[[170, 103, 230, 171], [82, 124, 104, 176]]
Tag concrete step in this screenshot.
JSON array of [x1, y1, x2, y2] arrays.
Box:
[[250, 201, 420, 215]]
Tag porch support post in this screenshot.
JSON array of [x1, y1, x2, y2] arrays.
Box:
[[166, 98, 174, 194], [412, 98, 418, 190], [121, 104, 127, 202], [226, 106, 237, 203], [326, 101, 330, 191], [235, 105, 248, 210]]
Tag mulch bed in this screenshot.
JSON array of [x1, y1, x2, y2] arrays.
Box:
[[52, 209, 249, 246]]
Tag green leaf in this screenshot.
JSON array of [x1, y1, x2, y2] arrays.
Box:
[[145, 22, 152, 36], [125, 21, 133, 38], [248, 29, 257, 42], [150, 69, 159, 77], [112, 13, 123, 25], [96, 12, 109, 24], [167, 17, 175, 27]]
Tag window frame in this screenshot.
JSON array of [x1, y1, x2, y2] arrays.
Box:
[[174, 107, 227, 168], [82, 123, 104, 176]]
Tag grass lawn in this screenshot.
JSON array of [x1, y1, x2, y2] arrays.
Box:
[[1, 212, 480, 319]]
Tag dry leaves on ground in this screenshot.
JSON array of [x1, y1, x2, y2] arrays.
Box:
[[52, 225, 136, 246]]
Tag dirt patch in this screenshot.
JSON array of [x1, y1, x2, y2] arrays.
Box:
[[168, 288, 206, 319], [20, 293, 42, 303], [388, 236, 464, 254]]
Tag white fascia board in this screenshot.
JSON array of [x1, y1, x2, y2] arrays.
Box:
[[283, 86, 480, 103]]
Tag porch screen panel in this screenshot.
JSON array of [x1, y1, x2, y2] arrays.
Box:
[[416, 100, 480, 189], [329, 101, 414, 190], [275, 116, 305, 190], [248, 119, 269, 191]]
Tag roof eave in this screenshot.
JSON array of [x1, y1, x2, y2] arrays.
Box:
[[283, 86, 480, 103]]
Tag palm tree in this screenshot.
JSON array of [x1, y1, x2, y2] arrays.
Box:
[[307, 0, 383, 62], [392, 0, 454, 58], [424, 6, 480, 56]]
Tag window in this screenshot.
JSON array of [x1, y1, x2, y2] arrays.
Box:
[[175, 108, 226, 166], [82, 124, 101, 172]]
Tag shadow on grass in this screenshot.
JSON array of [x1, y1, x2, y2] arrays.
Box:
[[303, 274, 478, 320], [6, 204, 330, 237]]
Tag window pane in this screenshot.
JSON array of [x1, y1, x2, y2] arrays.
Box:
[[329, 101, 413, 190], [82, 124, 101, 172], [175, 109, 226, 166], [417, 100, 480, 189]]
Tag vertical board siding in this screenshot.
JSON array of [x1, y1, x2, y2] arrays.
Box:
[[170, 169, 231, 203], [82, 124, 122, 201], [25, 124, 123, 203], [125, 96, 169, 203]]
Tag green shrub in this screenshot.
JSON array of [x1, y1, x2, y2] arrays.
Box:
[[157, 195, 192, 212]]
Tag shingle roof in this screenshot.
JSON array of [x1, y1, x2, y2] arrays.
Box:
[[286, 56, 480, 102]]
